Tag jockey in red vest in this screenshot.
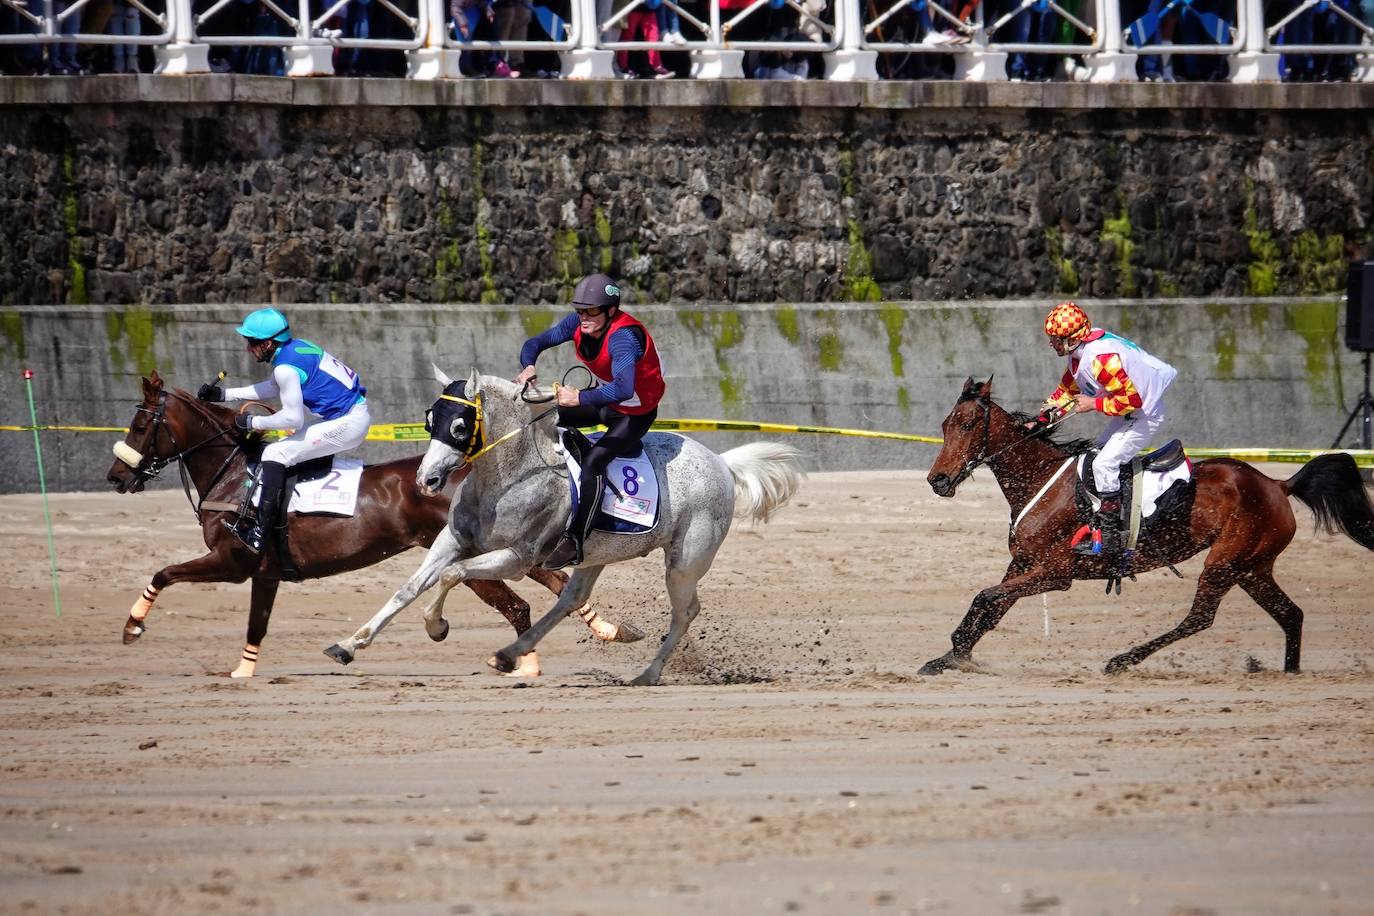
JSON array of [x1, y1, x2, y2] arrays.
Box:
[[515, 273, 666, 568]]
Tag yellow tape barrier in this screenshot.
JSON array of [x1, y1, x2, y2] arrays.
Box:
[[3, 420, 1371, 467]]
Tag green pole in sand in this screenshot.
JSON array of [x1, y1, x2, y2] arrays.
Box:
[[22, 368, 62, 617]]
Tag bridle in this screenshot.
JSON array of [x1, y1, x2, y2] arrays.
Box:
[[116, 391, 244, 519], [427, 377, 573, 468], [949, 397, 1073, 488]]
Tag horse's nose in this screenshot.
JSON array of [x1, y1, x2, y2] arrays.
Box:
[[107, 469, 127, 493], [927, 472, 952, 497]]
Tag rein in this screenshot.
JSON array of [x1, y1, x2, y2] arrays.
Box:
[[124, 392, 244, 521], [439, 391, 558, 464], [956, 401, 1074, 483]]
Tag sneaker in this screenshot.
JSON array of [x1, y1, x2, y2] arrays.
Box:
[[490, 59, 518, 78], [652, 65, 674, 79], [664, 29, 687, 45]]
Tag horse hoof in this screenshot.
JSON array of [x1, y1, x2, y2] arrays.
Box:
[[627, 670, 659, 686], [1104, 655, 1132, 674], [487, 651, 517, 674], [323, 644, 354, 666], [427, 618, 450, 643], [122, 617, 146, 645], [613, 622, 646, 644], [917, 656, 949, 676]]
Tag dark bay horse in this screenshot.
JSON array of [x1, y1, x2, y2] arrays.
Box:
[[106, 372, 639, 677], [921, 378, 1374, 675]]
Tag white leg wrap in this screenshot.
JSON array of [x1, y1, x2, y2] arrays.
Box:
[[229, 644, 260, 679], [576, 602, 619, 641], [130, 582, 160, 621], [502, 651, 541, 678]]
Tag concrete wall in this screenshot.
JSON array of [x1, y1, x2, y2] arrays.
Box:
[[0, 298, 1362, 493], [2, 79, 1372, 308]]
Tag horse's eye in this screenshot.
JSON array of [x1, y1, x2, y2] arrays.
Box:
[[449, 417, 466, 440], [960, 421, 976, 431]]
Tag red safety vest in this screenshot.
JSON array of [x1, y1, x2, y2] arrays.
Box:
[[573, 311, 665, 415]]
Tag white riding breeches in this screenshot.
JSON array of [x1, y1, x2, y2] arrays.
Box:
[[1092, 406, 1166, 495], [261, 400, 372, 467]]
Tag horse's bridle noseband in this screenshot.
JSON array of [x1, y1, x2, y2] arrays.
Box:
[[115, 391, 242, 518]]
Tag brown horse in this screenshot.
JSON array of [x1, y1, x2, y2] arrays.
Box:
[[921, 378, 1374, 675], [106, 372, 640, 678]]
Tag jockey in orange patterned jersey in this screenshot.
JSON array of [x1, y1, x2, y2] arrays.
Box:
[[1038, 302, 1178, 560]]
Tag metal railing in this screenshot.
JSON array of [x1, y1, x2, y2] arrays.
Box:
[[0, 0, 170, 51], [1264, 0, 1374, 57], [2, 0, 1371, 78]]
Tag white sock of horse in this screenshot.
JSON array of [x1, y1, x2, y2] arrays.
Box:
[[230, 644, 259, 678]]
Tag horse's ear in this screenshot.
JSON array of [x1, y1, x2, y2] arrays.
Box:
[[465, 367, 481, 398], [978, 375, 994, 399], [433, 364, 453, 387], [143, 372, 164, 399], [961, 376, 976, 394]]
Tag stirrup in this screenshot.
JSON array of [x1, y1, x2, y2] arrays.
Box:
[[1070, 525, 1102, 556], [224, 518, 266, 555], [541, 534, 583, 570]]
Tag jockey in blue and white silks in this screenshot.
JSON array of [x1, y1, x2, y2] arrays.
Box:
[[198, 307, 371, 556]]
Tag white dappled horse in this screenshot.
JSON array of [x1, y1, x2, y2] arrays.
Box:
[[325, 367, 804, 685]]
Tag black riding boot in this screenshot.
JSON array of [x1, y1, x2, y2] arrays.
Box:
[[229, 460, 286, 555], [1096, 497, 1123, 563], [1072, 496, 1122, 558], [542, 474, 604, 569]]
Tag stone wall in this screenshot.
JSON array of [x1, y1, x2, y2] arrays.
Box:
[[0, 298, 1362, 493], [1, 79, 1372, 308]]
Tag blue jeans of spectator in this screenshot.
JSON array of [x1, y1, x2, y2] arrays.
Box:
[[341, 0, 371, 73], [109, 0, 141, 72], [50, 0, 82, 71], [656, 2, 680, 36], [1282, 0, 1356, 79], [1005, 0, 1058, 79], [1, 0, 43, 71], [1131, 0, 1170, 78], [242, 5, 286, 74]]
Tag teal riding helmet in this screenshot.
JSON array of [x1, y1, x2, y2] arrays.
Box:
[[235, 308, 292, 343]]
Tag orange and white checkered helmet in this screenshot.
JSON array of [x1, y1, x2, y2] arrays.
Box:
[[1044, 301, 1091, 341]]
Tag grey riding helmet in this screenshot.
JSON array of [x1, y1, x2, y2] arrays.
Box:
[[572, 274, 621, 310]]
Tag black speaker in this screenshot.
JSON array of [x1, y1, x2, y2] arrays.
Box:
[[1349, 261, 1374, 351]]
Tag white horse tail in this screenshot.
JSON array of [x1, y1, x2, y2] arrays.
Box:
[[720, 442, 805, 523]]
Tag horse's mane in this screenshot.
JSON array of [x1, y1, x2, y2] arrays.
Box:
[[1008, 409, 1095, 456], [165, 387, 264, 448], [956, 387, 1094, 456]]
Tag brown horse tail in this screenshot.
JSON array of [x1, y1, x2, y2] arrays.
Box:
[[1282, 453, 1374, 550]]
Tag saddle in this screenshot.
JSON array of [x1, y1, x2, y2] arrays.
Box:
[[1072, 439, 1195, 590], [1078, 439, 1187, 501], [211, 455, 353, 582]]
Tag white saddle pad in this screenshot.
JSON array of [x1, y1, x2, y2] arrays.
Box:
[[252, 458, 364, 517], [563, 434, 660, 530], [1079, 455, 1192, 519]]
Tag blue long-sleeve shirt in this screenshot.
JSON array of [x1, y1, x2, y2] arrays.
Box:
[[519, 313, 644, 409]]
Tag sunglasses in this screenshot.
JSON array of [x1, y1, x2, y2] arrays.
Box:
[[574, 306, 605, 317]]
